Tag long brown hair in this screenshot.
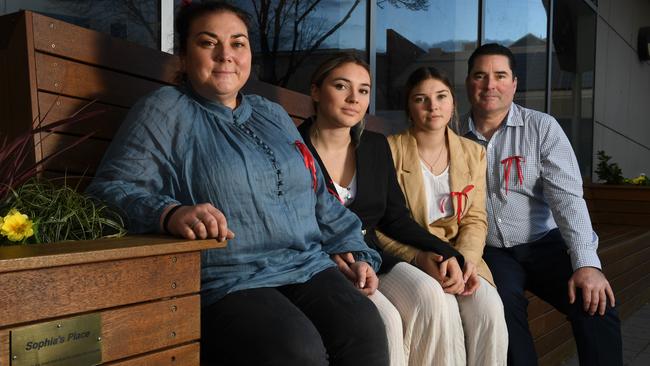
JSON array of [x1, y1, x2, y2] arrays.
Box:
[[310, 53, 371, 146], [404, 66, 459, 132]]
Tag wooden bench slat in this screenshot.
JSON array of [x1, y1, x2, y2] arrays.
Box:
[[31, 12, 178, 84], [0, 252, 200, 327], [37, 132, 109, 175], [584, 184, 650, 201], [533, 321, 573, 358], [104, 342, 199, 366], [603, 245, 650, 281], [35, 52, 165, 108], [38, 92, 127, 139], [100, 295, 199, 362], [0, 236, 223, 272], [599, 230, 650, 266]]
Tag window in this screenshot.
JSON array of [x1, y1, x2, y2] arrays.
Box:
[[483, 0, 548, 112], [550, 0, 596, 175], [217, 0, 367, 94], [375, 0, 479, 132]]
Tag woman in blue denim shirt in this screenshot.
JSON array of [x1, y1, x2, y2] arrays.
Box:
[[86, 2, 388, 365]]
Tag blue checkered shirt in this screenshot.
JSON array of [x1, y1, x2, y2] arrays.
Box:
[[459, 103, 601, 270]]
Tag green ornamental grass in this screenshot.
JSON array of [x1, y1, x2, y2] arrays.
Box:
[[1, 179, 126, 244], [1, 98, 126, 245]]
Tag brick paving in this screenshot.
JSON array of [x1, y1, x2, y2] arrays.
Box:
[[561, 302, 650, 365]]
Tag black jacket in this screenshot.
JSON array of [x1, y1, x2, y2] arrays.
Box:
[[298, 118, 464, 273]]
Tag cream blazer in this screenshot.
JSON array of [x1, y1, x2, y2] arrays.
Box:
[[377, 127, 494, 286]]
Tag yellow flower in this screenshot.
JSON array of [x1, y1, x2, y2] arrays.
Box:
[[1, 209, 35, 242]]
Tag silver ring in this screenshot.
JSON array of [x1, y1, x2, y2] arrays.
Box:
[[189, 218, 202, 230]]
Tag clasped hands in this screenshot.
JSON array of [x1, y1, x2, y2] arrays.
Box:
[[331, 252, 379, 296], [414, 251, 480, 296]]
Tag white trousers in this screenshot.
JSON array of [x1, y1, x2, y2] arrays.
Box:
[[369, 262, 508, 366]]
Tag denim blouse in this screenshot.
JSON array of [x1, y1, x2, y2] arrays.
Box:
[[87, 85, 381, 306]]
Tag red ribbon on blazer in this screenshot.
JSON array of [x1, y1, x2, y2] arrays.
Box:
[[500, 155, 525, 194], [451, 185, 475, 224], [295, 141, 317, 192], [440, 185, 475, 224]]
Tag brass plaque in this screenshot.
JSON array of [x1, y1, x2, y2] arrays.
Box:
[[10, 313, 102, 366]]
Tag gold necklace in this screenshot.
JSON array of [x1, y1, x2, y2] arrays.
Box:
[[418, 144, 446, 173]]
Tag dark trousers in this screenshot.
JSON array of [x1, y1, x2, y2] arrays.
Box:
[[201, 267, 389, 366], [483, 229, 622, 366]]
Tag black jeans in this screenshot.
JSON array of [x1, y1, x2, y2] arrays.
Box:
[[201, 267, 389, 366], [484, 229, 622, 366]]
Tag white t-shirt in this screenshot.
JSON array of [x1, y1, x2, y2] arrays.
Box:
[[333, 172, 357, 207], [420, 161, 454, 223]]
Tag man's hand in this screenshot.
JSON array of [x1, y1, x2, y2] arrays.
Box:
[[568, 267, 616, 316], [331, 252, 378, 296]]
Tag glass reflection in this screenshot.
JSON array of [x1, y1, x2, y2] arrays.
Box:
[[483, 0, 548, 112], [221, 0, 367, 94], [375, 0, 479, 133], [550, 0, 596, 176]]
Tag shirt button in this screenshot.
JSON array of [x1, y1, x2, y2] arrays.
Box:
[[497, 218, 502, 223], [361, 229, 367, 235]]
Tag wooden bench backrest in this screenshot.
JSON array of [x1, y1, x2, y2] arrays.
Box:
[[0, 11, 316, 185]]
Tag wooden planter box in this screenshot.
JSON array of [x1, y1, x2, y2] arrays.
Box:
[[0, 236, 224, 366], [583, 183, 650, 227]]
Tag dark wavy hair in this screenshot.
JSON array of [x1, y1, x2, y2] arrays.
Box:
[[175, 1, 252, 55], [174, 1, 252, 84], [310, 53, 371, 146], [404, 66, 459, 132]]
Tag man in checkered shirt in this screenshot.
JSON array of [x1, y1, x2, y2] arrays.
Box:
[[459, 43, 622, 366]]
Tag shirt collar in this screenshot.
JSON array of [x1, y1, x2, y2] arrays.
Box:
[[180, 82, 251, 123], [464, 103, 520, 141]]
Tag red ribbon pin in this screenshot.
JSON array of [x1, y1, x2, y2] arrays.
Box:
[[500, 155, 524, 194], [295, 141, 317, 192]]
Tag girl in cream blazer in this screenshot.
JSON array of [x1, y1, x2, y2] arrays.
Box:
[[378, 66, 508, 366]]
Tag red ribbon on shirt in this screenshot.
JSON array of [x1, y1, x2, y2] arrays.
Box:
[[448, 185, 475, 224], [295, 141, 317, 192], [500, 155, 525, 194]]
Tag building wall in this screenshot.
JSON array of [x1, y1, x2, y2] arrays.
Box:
[[593, 0, 650, 180]]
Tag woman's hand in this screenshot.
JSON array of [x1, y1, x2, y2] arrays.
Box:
[[439, 257, 465, 295], [162, 203, 235, 241], [459, 261, 481, 296], [331, 252, 357, 281], [350, 261, 379, 296], [331, 252, 378, 296], [413, 251, 445, 283]]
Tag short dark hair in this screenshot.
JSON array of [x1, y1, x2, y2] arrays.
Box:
[[404, 66, 459, 132], [467, 43, 517, 78], [310, 52, 370, 146], [175, 1, 252, 55]]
